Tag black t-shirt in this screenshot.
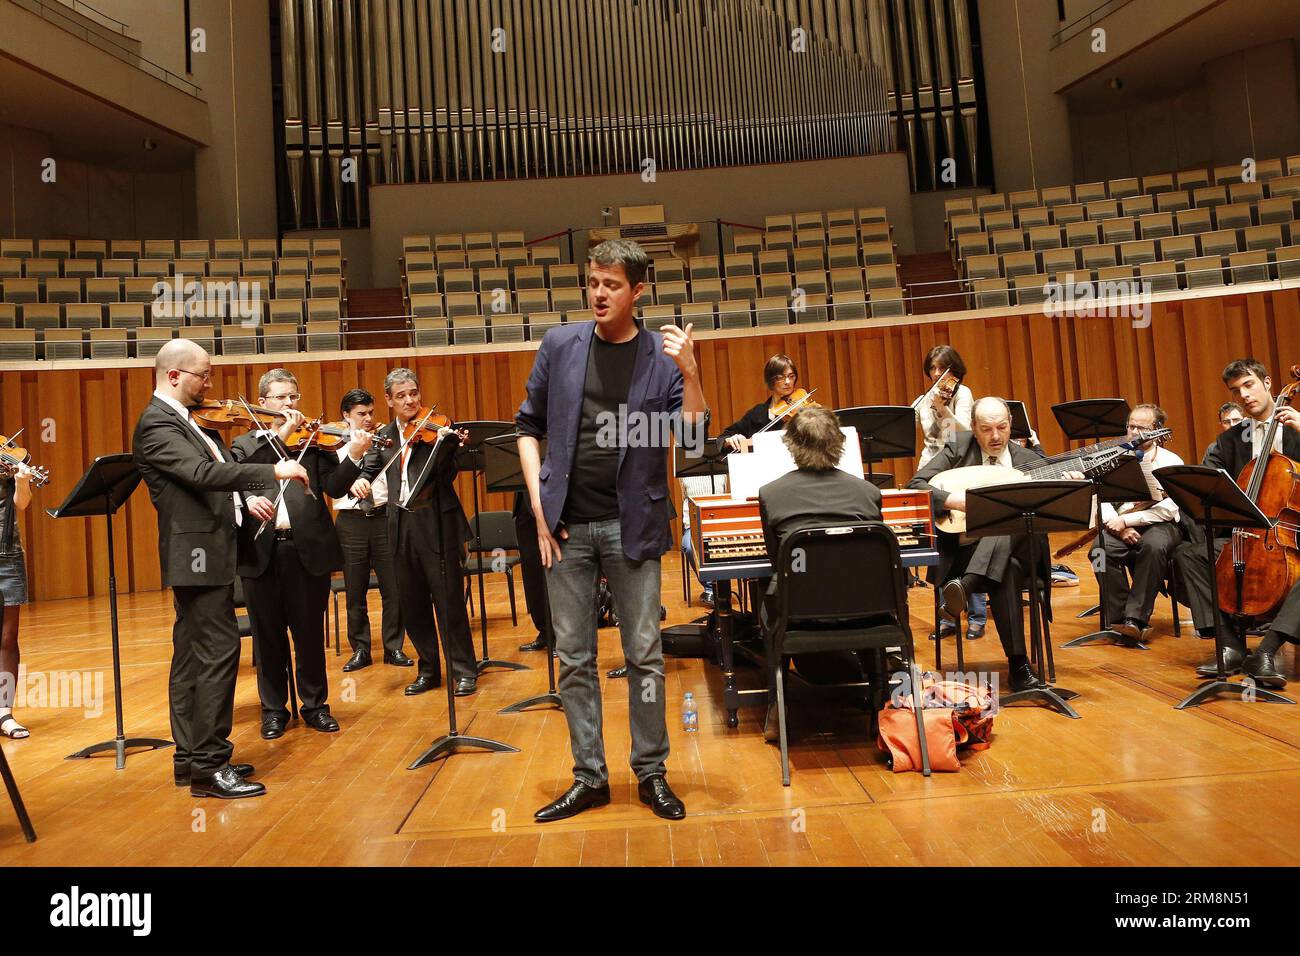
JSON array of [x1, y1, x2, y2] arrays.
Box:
[[563, 331, 641, 524]]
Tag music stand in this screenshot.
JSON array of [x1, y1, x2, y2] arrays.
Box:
[[1006, 401, 1034, 443], [408, 431, 519, 768], [966, 480, 1092, 719], [0, 748, 35, 842], [1154, 465, 1294, 709], [674, 437, 730, 484], [1062, 455, 1160, 650], [835, 406, 915, 488], [456, 421, 529, 675], [1050, 398, 1132, 649], [49, 454, 174, 769], [485, 435, 562, 714]]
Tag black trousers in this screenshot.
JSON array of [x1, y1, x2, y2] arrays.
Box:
[[1099, 523, 1181, 626], [169, 584, 242, 774], [243, 539, 331, 720], [1270, 580, 1300, 642], [336, 509, 404, 656], [1172, 536, 1234, 640], [513, 494, 551, 638], [395, 510, 477, 684], [947, 539, 1031, 661]]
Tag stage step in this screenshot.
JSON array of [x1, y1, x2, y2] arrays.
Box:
[[345, 288, 408, 351], [899, 252, 968, 315]]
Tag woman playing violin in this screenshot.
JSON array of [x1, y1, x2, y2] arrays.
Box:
[[0, 447, 36, 739], [915, 345, 974, 469], [721, 354, 808, 452]]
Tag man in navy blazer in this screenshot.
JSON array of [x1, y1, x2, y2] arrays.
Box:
[[517, 239, 706, 823]]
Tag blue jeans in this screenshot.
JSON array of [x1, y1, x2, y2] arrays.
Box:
[[940, 590, 988, 630], [546, 519, 670, 787]]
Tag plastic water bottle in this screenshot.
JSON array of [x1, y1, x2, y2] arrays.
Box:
[[682, 692, 698, 733]]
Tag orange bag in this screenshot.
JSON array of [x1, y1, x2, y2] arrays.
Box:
[[876, 677, 996, 773]]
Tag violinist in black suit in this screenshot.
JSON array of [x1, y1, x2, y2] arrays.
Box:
[[232, 369, 360, 739], [1173, 359, 1300, 685], [333, 368, 478, 697], [907, 397, 1051, 692], [132, 340, 309, 799]]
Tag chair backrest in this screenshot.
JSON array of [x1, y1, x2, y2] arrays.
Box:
[[467, 511, 520, 552], [773, 523, 908, 632]]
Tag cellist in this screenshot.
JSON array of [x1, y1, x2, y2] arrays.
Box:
[[1172, 359, 1300, 683]]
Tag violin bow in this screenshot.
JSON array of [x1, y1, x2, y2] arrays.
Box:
[[235, 395, 319, 541], [0, 429, 23, 451], [394, 407, 443, 510]]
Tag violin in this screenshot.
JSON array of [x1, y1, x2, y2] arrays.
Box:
[[315, 421, 393, 449], [1216, 364, 1300, 618], [398, 406, 454, 445], [911, 368, 960, 411], [769, 388, 822, 420], [190, 399, 288, 430], [0, 433, 49, 489]]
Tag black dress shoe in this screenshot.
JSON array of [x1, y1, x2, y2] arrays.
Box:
[[261, 714, 288, 739], [404, 675, 440, 696], [940, 579, 967, 625], [1008, 662, 1045, 692], [342, 650, 372, 672], [965, 624, 986, 641], [1113, 619, 1150, 642], [383, 650, 414, 667], [1196, 645, 1245, 678], [518, 634, 549, 652], [190, 767, 266, 800], [638, 774, 686, 820], [454, 677, 477, 697], [1244, 650, 1287, 688], [762, 701, 780, 744], [302, 711, 340, 732], [607, 664, 628, 679], [534, 780, 611, 822], [175, 763, 254, 787]]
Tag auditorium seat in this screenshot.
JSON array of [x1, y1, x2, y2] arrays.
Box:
[[795, 269, 828, 296], [513, 264, 546, 289], [1258, 196, 1297, 224], [413, 316, 451, 347], [134, 326, 174, 358], [531, 245, 561, 267], [1120, 240, 1157, 266], [38, 239, 70, 260], [138, 259, 171, 279], [468, 248, 499, 271], [219, 324, 257, 355], [1075, 182, 1107, 203], [65, 303, 103, 330], [516, 289, 551, 317], [1028, 225, 1062, 251], [1042, 247, 1078, 278], [972, 277, 1009, 309], [991, 229, 1024, 255], [1139, 212, 1174, 239], [525, 312, 560, 341], [4, 279, 39, 305], [25, 258, 59, 282], [208, 260, 241, 279], [1013, 274, 1050, 306], [655, 281, 688, 306], [551, 288, 585, 313], [0, 304, 15, 329], [759, 273, 791, 299], [792, 247, 825, 273], [1199, 230, 1239, 258], [451, 314, 488, 346], [1160, 235, 1197, 263], [733, 232, 763, 255], [717, 299, 752, 331], [754, 296, 789, 327], [1177, 168, 1209, 191], [691, 277, 724, 303], [830, 291, 868, 321], [0, 328, 36, 360], [1214, 203, 1252, 230], [1186, 256, 1225, 288], [1275, 245, 1300, 279], [1054, 203, 1086, 226], [186, 325, 216, 355], [277, 257, 309, 277], [89, 328, 129, 359], [406, 270, 439, 297], [409, 292, 445, 319], [43, 328, 84, 360], [268, 300, 304, 325], [108, 303, 146, 330], [46, 278, 82, 305], [1156, 191, 1190, 214], [1138, 260, 1179, 293], [726, 275, 758, 302], [1243, 224, 1284, 252], [22, 303, 61, 332], [869, 287, 905, 318], [144, 240, 176, 260], [179, 240, 209, 261], [974, 194, 1005, 214], [1, 240, 33, 259], [1228, 251, 1270, 284], [1002, 251, 1037, 280], [549, 264, 581, 288]]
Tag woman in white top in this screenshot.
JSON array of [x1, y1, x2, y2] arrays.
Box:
[[913, 345, 986, 639], [915, 344, 974, 469]]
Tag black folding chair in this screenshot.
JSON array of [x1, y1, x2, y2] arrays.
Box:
[[463, 510, 519, 626], [765, 523, 931, 785]]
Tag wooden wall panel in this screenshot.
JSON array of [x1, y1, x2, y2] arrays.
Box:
[[3, 287, 1299, 601]]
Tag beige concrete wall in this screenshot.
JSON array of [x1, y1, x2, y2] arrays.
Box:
[[976, 0, 1075, 193], [189, 0, 277, 239], [1206, 41, 1300, 166], [83, 0, 187, 76], [367, 152, 915, 287], [911, 187, 989, 253], [0, 122, 194, 239], [1050, 0, 1218, 92], [283, 227, 375, 288]]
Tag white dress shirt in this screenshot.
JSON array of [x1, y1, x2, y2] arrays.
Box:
[[255, 430, 293, 530], [153, 389, 243, 526], [981, 443, 1013, 468], [1100, 444, 1183, 526], [1250, 416, 1285, 459], [334, 442, 389, 510]]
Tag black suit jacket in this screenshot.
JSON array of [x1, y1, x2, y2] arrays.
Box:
[[759, 468, 883, 569], [332, 421, 470, 554], [907, 433, 1050, 585], [230, 432, 347, 578], [1206, 418, 1300, 479], [132, 397, 278, 588]]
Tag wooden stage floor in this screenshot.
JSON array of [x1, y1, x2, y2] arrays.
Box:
[[1, 544, 1298, 867]]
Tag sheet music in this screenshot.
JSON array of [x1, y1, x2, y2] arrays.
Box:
[[726, 426, 862, 501]]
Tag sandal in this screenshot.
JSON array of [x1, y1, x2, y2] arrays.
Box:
[[0, 715, 29, 739]]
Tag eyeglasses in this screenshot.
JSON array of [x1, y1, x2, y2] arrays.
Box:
[[176, 368, 212, 383], [773, 372, 797, 382], [268, 393, 302, 402]]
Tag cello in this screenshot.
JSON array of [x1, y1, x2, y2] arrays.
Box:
[[1216, 365, 1300, 618]]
